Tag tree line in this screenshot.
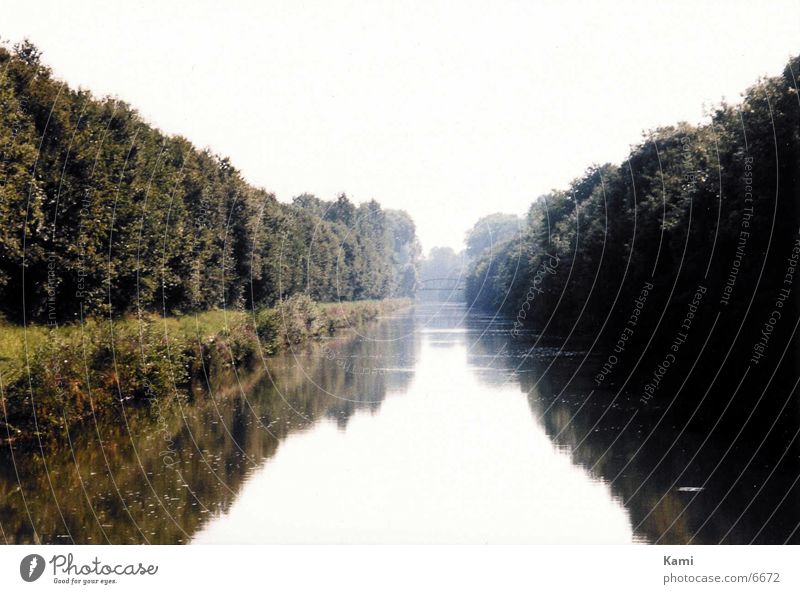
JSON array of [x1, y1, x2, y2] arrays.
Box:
[[417, 213, 521, 301], [463, 54, 800, 375], [0, 40, 419, 324]]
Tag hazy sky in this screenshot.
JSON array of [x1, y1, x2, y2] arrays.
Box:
[[3, 0, 799, 251]]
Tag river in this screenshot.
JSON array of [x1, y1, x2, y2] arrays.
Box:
[[2, 303, 799, 544]]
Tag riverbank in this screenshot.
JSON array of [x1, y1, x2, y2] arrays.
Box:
[[0, 296, 412, 444]]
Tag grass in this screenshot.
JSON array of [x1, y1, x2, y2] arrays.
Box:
[[0, 297, 412, 443], [0, 310, 242, 386]]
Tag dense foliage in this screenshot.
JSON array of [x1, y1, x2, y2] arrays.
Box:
[[465, 55, 800, 361], [464, 212, 523, 260], [0, 41, 419, 324]]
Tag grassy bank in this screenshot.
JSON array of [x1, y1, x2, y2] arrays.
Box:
[[0, 296, 412, 443]]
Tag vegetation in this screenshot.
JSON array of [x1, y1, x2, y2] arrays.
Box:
[[0, 40, 419, 324], [464, 213, 523, 260], [418, 213, 523, 302], [0, 304, 417, 544], [0, 40, 419, 443], [464, 54, 800, 368], [417, 246, 466, 301], [0, 297, 411, 442]]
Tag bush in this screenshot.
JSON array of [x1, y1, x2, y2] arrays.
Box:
[[2, 329, 93, 438], [255, 295, 322, 350], [1, 298, 412, 443], [89, 316, 190, 402], [255, 307, 281, 353]]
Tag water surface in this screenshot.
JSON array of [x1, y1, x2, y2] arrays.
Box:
[[2, 303, 799, 544]]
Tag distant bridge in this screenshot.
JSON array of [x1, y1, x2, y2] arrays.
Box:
[[416, 277, 466, 292]]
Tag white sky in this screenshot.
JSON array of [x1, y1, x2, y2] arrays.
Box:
[[3, 0, 799, 251]]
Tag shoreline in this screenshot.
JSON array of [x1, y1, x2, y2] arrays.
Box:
[[0, 297, 413, 446]]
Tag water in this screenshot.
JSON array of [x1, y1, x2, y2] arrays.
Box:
[[2, 303, 799, 544]]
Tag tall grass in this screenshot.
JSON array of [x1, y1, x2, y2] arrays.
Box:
[[0, 298, 412, 443]]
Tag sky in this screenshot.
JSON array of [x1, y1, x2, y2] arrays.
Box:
[[3, 0, 799, 252]]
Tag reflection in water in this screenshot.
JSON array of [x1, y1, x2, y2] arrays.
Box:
[[468, 312, 800, 544], [0, 311, 416, 544], [193, 322, 633, 543], [2, 303, 798, 543]]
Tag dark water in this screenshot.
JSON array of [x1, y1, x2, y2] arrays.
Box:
[[2, 303, 799, 544]]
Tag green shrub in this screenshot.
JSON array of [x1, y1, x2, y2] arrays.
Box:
[[1, 298, 412, 443], [273, 294, 327, 346], [255, 307, 281, 353], [2, 327, 100, 438]]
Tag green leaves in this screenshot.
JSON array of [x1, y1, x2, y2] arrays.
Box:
[[465, 53, 800, 340], [0, 42, 420, 324]]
